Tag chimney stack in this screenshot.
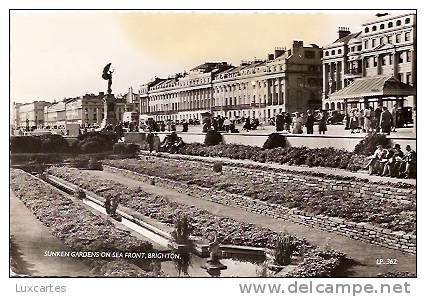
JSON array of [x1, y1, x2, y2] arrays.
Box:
[[338, 27, 351, 39]]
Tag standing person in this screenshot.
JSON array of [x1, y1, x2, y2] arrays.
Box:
[[292, 112, 303, 134], [358, 109, 364, 133], [223, 117, 231, 132], [391, 104, 398, 132], [146, 129, 154, 153], [153, 133, 161, 152], [306, 110, 315, 134], [350, 109, 358, 134], [374, 105, 382, 132], [284, 112, 292, 132], [380, 106, 392, 135], [275, 113, 285, 132], [182, 120, 189, 132], [317, 110, 327, 135], [363, 107, 372, 133], [217, 115, 224, 131], [243, 117, 251, 131]]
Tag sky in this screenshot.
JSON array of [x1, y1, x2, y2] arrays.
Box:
[[10, 10, 413, 103]]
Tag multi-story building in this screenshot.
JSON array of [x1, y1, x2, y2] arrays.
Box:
[[140, 62, 232, 121], [213, 41, 323, 120], [139, 41, 323, 121], [13, 101, 50, 129], [323, 13, 416, 111], [43, 92, 127, 128]]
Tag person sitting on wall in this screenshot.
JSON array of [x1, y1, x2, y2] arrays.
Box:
[[366, 145, 385, 175], [381, 144, 404, 177], [229, 120, 239, 133], [400, 145, 416, 178]]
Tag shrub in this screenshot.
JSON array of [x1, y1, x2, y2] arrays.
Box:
[[113, 143, 127, 154], [353, 133, 391, 156], [88, 158, 103, 170], [40, 134, 69, 153], [126, 143, 140, 155], [263, 133, 287, 149], [273, 234, 297, 266], [204, 130, 222, 146], [171, 214, 193, 244], [213, 161, 223, 173], [10, 136, 43, 153], [80, 141, 105, 153]]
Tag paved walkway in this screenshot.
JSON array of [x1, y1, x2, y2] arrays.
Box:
[[89, 170, 416, 277], [140, 152, 416, 186], [10, 191, 92, 277]]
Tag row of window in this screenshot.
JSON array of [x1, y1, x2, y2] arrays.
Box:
[[364, 17, 411, 33], [364, 31, 411, 49], [364, 51, 412, 68]]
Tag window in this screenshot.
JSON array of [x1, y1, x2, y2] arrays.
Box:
[[398, 52, 404, 63], [406, 72, 412, 85], [396, 20, 402, 26], [325, 51, 329, 56], [351, 46, 355, 52], [365, 27, 369, 33], [372, 39, 376, 47], [365, 57, 370, 68], [407, 51, 412, 62], [387, 35, 392, 43], [405, 18, 410, 24], [372, 25, 377, 31], [337, 49, 342, 54], [358, 45, 362, 51], [379, 37, 384, 45], [405, 32, 410, 41], [396, 34, 401, 43], [381, 56, 386, 65], [331, 50, 335, 55], [380, 24, 385, 29], [373, 57, 378, 67], [389, 54, 393, 65], [364, 40, 368, 49], [388, 22, 393, 28]]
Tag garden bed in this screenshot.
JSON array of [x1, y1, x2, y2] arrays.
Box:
[[47, 166, 346, 277], [103, 158, 415, 234], [10, 169, 156, 277]]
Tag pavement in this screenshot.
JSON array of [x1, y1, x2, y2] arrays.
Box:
[[88, 170, 416, 277], [181, 124, 416, 138], [10, 191, 93, 277]]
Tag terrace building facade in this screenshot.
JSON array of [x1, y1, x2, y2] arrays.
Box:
[[322, 13, 416, 111], [43, 93, 127, 128], [139, 41, 323, 122], [13, 101, 50, 129]]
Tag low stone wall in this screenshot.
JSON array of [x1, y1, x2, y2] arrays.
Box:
[[124, 131, 416, 151], [104, 164, 416, 254]]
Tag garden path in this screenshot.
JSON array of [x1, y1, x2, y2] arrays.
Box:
[[89, 170, 416, 277], [10, 191, 92, 277]]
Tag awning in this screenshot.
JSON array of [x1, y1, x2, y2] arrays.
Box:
[[329, 75, 416, 100]]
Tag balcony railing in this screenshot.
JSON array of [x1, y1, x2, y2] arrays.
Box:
[[345, 68, 362, 75]]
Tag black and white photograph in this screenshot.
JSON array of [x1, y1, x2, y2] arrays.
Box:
[[5, 5, 421, 296]]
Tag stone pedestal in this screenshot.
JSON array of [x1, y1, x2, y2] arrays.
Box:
[[100, 94, 117, 129]]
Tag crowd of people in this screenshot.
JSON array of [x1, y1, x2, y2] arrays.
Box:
[[347, 104, 405, 135], [366, 144, 416, 178]]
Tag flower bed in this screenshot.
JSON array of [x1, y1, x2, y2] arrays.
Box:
[[10, 169, 154, 277], [103, 158, 416, 233], [47, 166, 346, 277], [176, 143, 367, 172]]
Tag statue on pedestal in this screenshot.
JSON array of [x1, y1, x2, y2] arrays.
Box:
[[100, 63, 118, 129], [201, 231, 227, 274], [102, 63, 114, 95]]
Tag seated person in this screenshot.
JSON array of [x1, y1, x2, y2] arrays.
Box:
[[399, 145, 416, 178], [382, 144, 404, 177], [366, 145, 385, 175]]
